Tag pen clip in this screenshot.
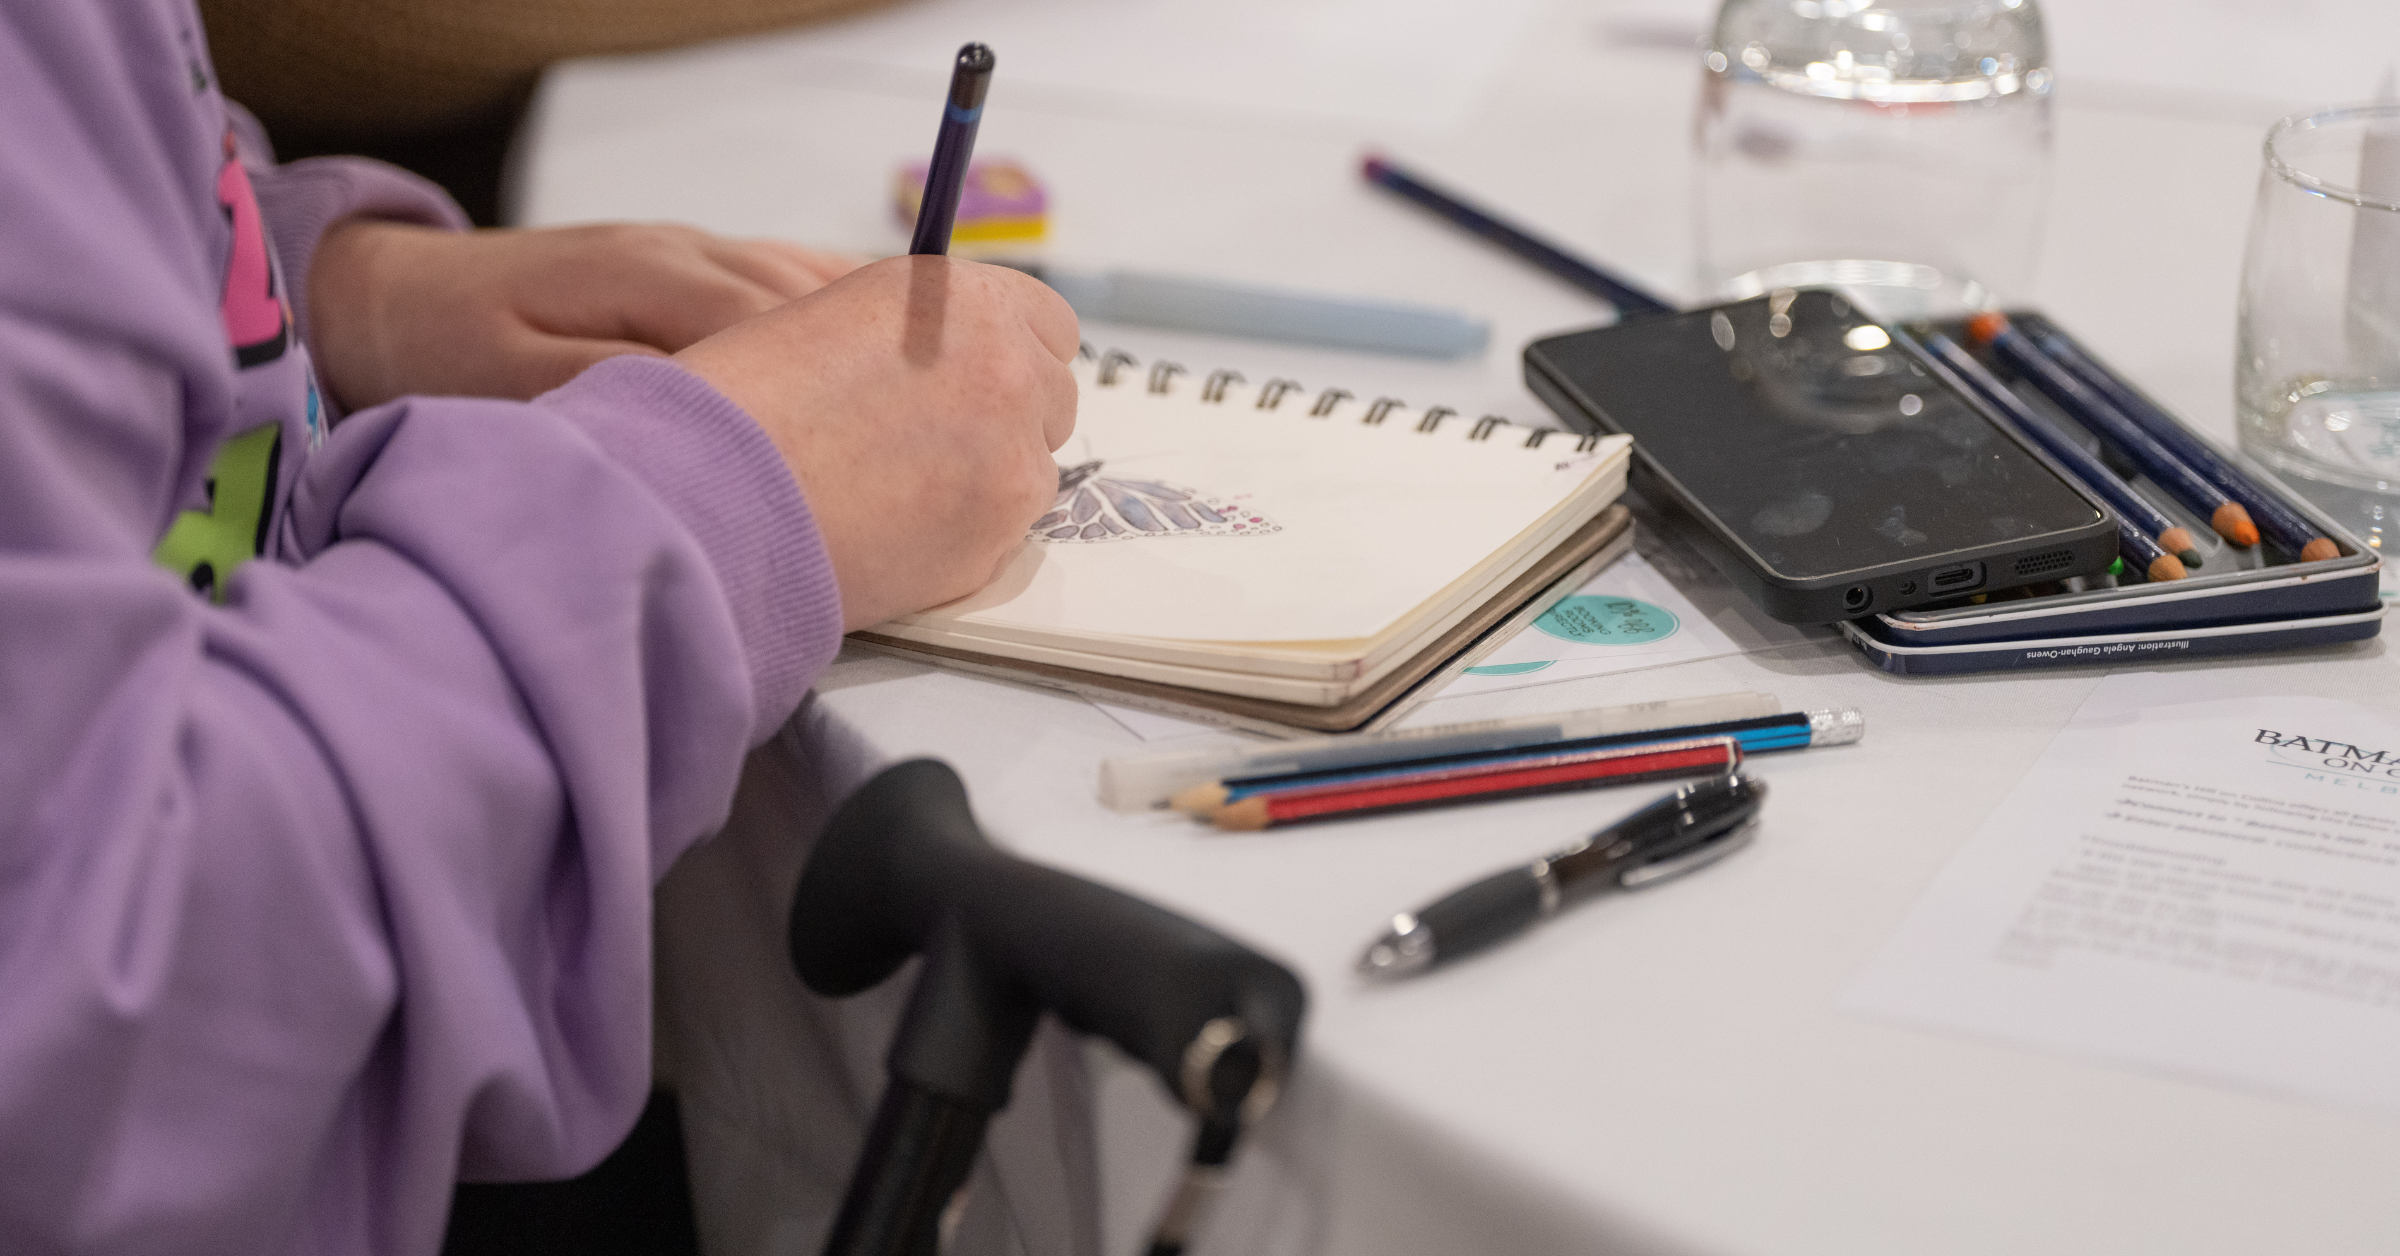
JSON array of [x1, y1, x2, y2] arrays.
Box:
[[1618, 816, 1757, 891]]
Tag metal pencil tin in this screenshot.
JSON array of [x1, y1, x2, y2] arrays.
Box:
[[1854, 312, 2382, 669], [1842, 607, 2386, 675]]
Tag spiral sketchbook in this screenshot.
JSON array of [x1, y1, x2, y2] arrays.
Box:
[[859, 505, 1632, 735], [855, 346, 1633, 721]]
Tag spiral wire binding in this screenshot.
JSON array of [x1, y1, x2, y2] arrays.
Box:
[[1077, 344, 1601, 451], [1200, 370, 1245, 403], [1255, 379, 1304, 409], [1097, 348, 1138, 386]]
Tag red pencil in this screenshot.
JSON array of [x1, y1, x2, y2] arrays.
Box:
[[1210, 738, 1741, 830]]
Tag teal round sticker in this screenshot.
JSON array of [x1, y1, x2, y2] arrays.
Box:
[[1463, 659, 1555, 677], [1533, 595, 1679, 645]]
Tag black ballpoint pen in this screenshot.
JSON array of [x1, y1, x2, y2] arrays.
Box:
[[1357, 774, 1766, 979]]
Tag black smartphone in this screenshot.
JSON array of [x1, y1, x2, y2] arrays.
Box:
[[1525, 290, 2116, 623]]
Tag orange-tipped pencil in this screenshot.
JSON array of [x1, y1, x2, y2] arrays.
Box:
[[2011, 315, 2343, 563], [2153, 524, 2204, 567], [2116, 517, 2188, 583], [1968, 313, 2257, 548], [1914, 327, 2206, 569]]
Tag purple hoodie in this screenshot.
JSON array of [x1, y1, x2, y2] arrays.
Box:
[[1, 6, 844, 1254]]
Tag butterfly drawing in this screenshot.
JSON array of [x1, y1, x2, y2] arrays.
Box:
[[1031, 460, 1280, 543]]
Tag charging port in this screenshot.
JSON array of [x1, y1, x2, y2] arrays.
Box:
[[1929, 563, 1984, 593], [1841, 585, 1872, 612]]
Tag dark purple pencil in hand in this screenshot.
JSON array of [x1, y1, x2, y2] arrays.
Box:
[[909, 43, 995, 257]]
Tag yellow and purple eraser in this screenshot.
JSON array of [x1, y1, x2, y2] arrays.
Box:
[[894, 158, 1048, 245]]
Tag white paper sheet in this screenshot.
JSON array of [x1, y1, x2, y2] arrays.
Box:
[[1845, 672, 2400, 1117]]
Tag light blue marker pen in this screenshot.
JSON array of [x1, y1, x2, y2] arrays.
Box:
[[1003, 262, 1490, 360]]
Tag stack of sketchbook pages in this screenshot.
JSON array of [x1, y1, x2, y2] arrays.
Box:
[[852, 348, 1635, 735]]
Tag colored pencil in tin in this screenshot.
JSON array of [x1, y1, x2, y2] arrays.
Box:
[[2012, 313, 2341, 563], [1968, 313, 2258, 548], [1910, 326, 2202, 573]]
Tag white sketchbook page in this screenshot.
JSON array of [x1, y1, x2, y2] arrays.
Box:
[[896, 364, 1626, 644], [1844, 671, 2400, 1117]]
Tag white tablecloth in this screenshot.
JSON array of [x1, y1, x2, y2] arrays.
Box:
[[521, 3, 2400, 1251]]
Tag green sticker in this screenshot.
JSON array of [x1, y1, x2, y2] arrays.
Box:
[[1533, 595, 1679, 646], [1463, 660, 1556, 677]]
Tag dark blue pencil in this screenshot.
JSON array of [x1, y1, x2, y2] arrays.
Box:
[[909, 43, 995, 256], [1908, 326, 2201, 576], [1967, 314, 2260, 548], [1360, 154, 1676, 318], [2012, 314, 2341, 563]]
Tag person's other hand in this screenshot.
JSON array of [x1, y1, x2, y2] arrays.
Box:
[[308, 221, 861, 411], [676, 255, 1080, 630]]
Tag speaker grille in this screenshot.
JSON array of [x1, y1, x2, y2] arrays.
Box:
[[2014, 548, 2076, 577]]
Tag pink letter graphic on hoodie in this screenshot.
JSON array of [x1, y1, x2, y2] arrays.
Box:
[[215, 128, 289, 367]]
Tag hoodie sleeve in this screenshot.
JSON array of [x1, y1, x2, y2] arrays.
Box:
[[0, 7, 843, 1256], [225, 101, 470, 362]]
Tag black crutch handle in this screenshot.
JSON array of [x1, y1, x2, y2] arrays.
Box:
[[790, 759, 1305, 1123]]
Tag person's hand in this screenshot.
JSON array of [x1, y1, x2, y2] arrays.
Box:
[[308, 221, 860, 411], [675, 255, 1080, 630]]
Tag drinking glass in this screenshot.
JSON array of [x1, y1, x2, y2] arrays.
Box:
[[2236, 104, 2400, 579], [1695, 0, 2053, 321]]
